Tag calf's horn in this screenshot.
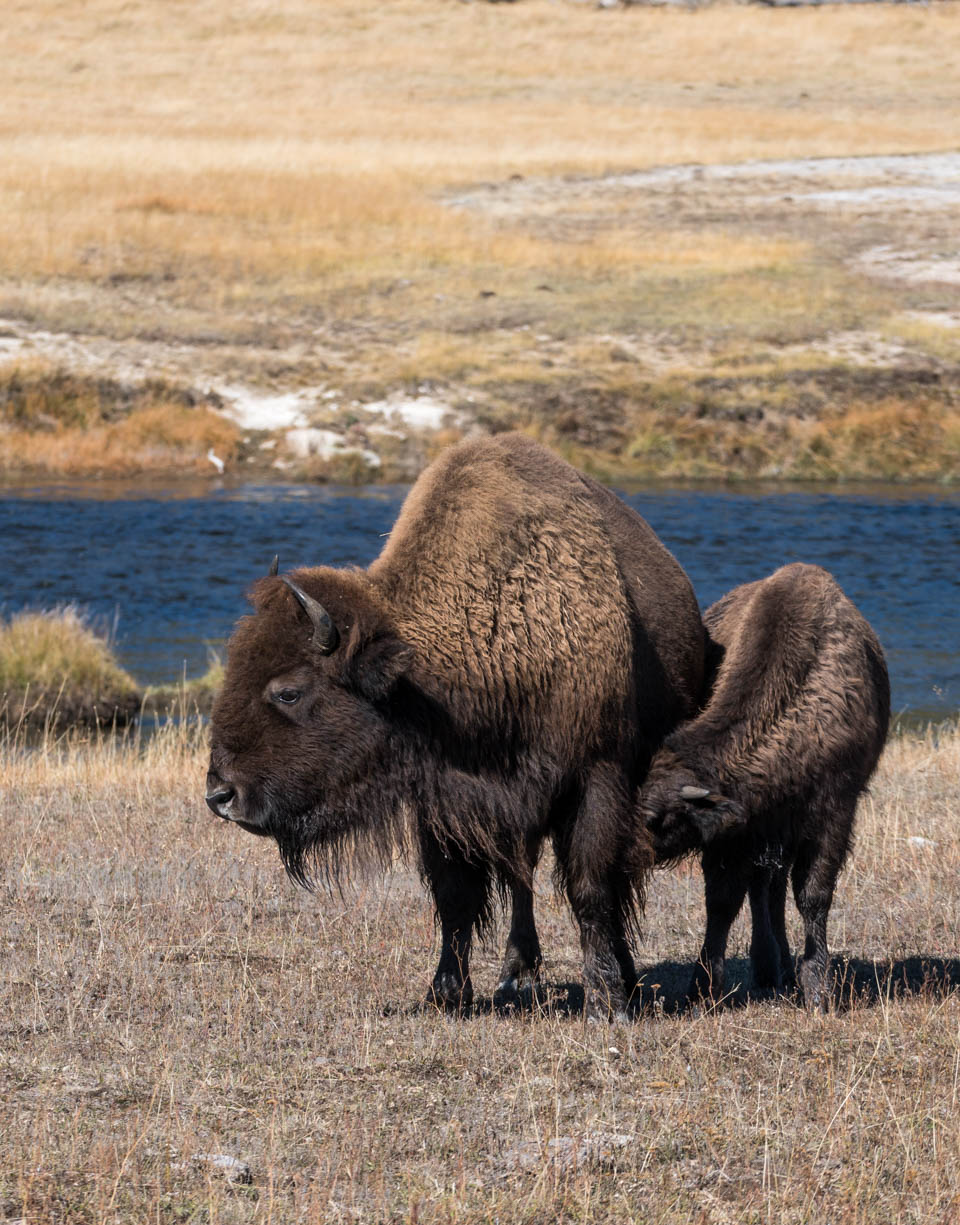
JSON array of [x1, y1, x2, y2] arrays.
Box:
[[268, 555, 279, 576], [282, 576, 339, 654], [680, 785, 711, 801]]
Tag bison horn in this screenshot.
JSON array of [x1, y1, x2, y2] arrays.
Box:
[[281, 577, 339, 654], [680, 785, 712, 801], [268, 555, 279, 576]]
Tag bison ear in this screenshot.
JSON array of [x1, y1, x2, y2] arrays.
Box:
[[347, 634, 414, 702], [683, 787, 747, 843]]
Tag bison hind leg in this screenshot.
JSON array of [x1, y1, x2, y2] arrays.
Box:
[[791, 816, 852, 1012], [552, 763, 641, 1021], [493, 875, 544, 1013]]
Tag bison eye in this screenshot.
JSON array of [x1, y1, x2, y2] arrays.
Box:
[[274, 688, 302, 705]]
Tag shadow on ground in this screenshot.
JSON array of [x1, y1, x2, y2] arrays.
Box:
[[400, 955, 960, 1020]]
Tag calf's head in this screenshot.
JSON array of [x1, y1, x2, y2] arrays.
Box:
[[638, 757, 746, 862], [205, 565, 412, 882]]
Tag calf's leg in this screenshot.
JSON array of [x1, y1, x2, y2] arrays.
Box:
[[748, 866, 782, 990], [791, 814, 852, 1011], [769, 862, 794, 988], [748, 847, 793, 991], [691, 843, 748, 1002]]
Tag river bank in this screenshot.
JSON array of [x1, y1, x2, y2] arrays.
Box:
[[2, 310, 958, 485]]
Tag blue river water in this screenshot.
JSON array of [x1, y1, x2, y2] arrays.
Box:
[[1, 478, 958, 724]]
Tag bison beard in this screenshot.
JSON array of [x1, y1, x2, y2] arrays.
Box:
[[638, 562, 890, 1010], [206, 433, 704, 1017]]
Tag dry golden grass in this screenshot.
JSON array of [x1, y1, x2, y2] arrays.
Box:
[[0, 361, 240, 476], [2, 721, 959, 1222], [883, 316, 960, 366], [2, 0, 959, 482], [0, 607, 140, 728], [0, 608, 132, 695], [4, 0, 960, 298], [0, 403, 239, 478], [144, 656, 226, 720]]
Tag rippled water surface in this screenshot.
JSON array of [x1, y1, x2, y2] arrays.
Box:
[[2, 478, 957, 722]]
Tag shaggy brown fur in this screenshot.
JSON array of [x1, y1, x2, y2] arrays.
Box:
[[206, 433, 704, 1017], [638, 562, 890, 1010]]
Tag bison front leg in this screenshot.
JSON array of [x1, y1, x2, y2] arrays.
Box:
[[421, 833, 490, 1013], [559, 764, 638, 1021]]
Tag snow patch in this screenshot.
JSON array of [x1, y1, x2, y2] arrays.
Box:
[[613, 152, 960, 192], [856, 247, 960, 286], [794, 186, 960, 210], [361, 393, 461, 431], [285, 426, 381, 469], [210, 384, 318, 431], [446, 152, 960, 217], [902, 310, 960, 329], [798, 330, 912, 367], [0, 333, 26, 360]]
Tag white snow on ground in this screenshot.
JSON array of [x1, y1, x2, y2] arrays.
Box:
[[792, 186, 960, 210], [446, 151, 960, 215], [209, 384, 316, 431], [284, 426, 381, 469], [903, 310, 960, 329], [360, 393, 462, 430], [795, 330, 913, 367], [0, 333, 26, 359], [0, 318, 162, 385], [613, 152, 960, 192]]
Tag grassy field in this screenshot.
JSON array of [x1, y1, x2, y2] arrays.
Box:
[[1, 0, 959, 480], [2, 721, 959, 1223]]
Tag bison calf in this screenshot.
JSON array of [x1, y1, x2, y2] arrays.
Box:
[[638, 563, 889, 1010]]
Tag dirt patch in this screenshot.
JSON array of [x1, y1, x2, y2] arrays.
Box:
[[1, 686, 142, 732]]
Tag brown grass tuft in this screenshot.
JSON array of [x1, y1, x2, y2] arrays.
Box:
[[0, 363, 240, 477], [0, 607, 140, 729]]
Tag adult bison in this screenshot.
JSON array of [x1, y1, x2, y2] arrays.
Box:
[[205, 433, 704, 1016], [638, 562, 889, 1010]]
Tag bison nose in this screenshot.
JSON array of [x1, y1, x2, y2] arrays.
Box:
[[206, 786, 236, 818]]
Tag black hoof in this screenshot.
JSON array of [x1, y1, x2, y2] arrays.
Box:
[[688, 967, 724, 1005], [799, 964, 828, 1013], [426, 974, 473, 1014], [493, 976, 539, 1014], [583, 985, 627, 1022]]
